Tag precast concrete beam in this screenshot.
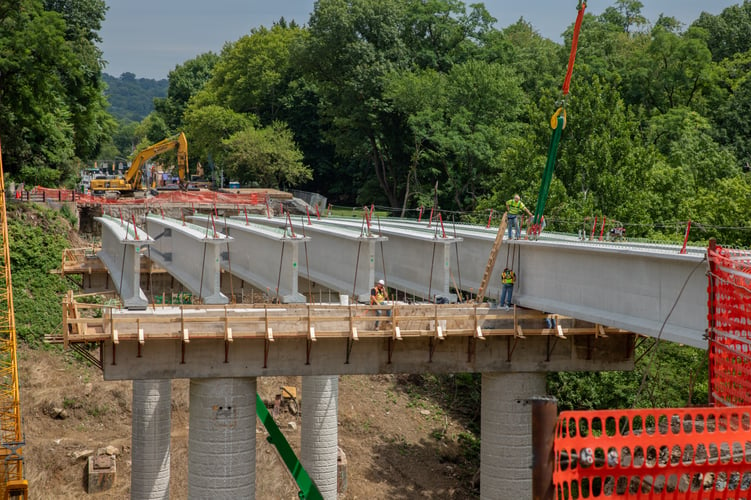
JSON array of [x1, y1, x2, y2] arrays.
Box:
[[251, 215, 460, 302], [306, 217, 709, 346], [188, 377, 256, 498], [243, 215, 386, 303], [302, 376, 339, 500], [512, 240, 708, 348], [481, 372, 547, 499], [144, 213, 231, 305], [96, 214, 153, 309], [131, 379, 171, 500], [188, 215, 308, 303], [345, 217, 508, 299]]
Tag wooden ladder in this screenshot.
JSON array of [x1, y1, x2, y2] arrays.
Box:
[[475, 213, 508, 303]]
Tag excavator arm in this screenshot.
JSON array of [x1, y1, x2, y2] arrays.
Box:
[[125, 132, 189, 191], [91, 132, 189, 195]]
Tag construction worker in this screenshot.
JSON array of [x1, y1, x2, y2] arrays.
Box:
[[505, 194, 533, 240], [371, 279, 391, 327], [500, 268, 515, 310]]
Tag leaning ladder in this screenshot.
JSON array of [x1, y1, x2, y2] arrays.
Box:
[[475, 213, 508, 303]]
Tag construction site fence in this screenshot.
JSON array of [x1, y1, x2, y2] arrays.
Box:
[[707, 243, 751, 407], [555, 406, 751, 499], [11, 186, 272, 207]]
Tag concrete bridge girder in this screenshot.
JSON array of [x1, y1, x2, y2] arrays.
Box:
[[514, 240, 708, 348], [248, 215, 460, 302], [278, 216, 709, 348], [144, 214, 231, 305], [238, 216, 386, 303], [96, 215, 153, 309], [189, 215, 308, 303]]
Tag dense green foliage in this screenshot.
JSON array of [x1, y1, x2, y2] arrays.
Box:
[[103, 72, 168, 123], [0, 0, 114, 181], [140, 1, 751, 244], [7, 203, 71, 344], [3, 1, 751, 242], [549, 340, 709, 410]]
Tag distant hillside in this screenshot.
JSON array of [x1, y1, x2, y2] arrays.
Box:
[[103, 72, 168, 122]]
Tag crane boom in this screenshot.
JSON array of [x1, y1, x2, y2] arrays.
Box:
[[0, 138, 28, 499]]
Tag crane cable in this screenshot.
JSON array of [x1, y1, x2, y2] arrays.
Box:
[[530, 1, 587, 236]]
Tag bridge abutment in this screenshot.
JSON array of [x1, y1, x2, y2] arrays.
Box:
[[480, 371, 547, 499], [131, 379, 171, 500], [188, 377, 256, 499], [302, 375, 339, 499]]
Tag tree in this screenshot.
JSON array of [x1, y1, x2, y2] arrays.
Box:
[[182, 104, 254, 169], [43, 0, 115, 160], [400, 0, 495, 71], [305, 0, 411, 207], [154, 52, 219, 130], [621, 26, 715, 114], [692, 3, 751, 62], [0, 2, 76, 174], [222, 123, 311, 189], [0, 0, 112, 179], [599, 0, 647, 34], [204, 24, 306, 124]]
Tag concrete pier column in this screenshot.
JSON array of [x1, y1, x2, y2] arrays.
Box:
[[481, 372, 547, 499], [131, 379, 172, 500], [188, 378, 256, 499], [301, 376, 339, 499]]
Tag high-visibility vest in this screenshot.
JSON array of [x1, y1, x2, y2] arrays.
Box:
[[507, 199, 526, 215], [501, 270, 515, 285], [372, 287, 387, 303]]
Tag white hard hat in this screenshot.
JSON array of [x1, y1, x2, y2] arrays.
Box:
[[377, 279, 385, 285]]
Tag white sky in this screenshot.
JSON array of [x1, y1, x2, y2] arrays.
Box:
[[100, 1, 741, 79]]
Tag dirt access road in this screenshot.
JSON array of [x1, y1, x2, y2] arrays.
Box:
[[19, 345, 479, 499]]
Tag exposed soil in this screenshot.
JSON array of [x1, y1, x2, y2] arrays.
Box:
[[20, 345, 479, 499]]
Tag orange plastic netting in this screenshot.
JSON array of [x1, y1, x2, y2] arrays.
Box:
[[555, 407, 751, 499], [708, 244, 751, 407], [30, 187, 270, 207]]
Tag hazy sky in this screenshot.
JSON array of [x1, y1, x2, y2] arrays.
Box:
[[99, 1, 741, 80]]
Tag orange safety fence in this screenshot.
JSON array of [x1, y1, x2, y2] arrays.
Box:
[[707, 244, 751, 407], [19, 187, 268, 207], [555, 407, 751, 499]]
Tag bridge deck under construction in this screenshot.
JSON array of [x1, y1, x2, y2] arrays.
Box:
[[60, 297, 627, 346]]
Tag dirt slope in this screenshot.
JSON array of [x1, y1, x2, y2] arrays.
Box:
[[20, 346, 479, 499]]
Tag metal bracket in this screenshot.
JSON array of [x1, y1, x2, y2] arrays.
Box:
[[546, 335, 560, 362], [387, 337, 395, 364], [507, 336, 520, 362], [345, 338, 355, 364], [428, 337, 437, 362], [306, 339, 313, 365], [263, 339, 271, 369], [467, 336, 476, 363]]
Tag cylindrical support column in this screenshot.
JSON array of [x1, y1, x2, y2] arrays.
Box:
[[531, 396, 558, 500], [188, 378, 256, 499], [481, 372, 547, 499], [301, 375, 339, 499], [131, 379, 172, 500]]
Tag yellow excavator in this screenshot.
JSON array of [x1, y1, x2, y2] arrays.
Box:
[[91, 132, 188, 196]]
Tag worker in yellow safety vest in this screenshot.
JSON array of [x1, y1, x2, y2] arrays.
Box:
[[500, 268, 516, 311], [371, 279, 391, 327], [506, 194, 533, 240]]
